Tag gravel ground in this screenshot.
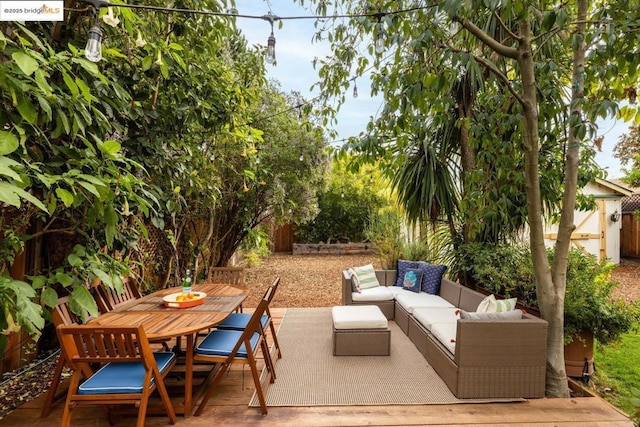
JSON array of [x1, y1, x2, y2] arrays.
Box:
[[1, 252, 638, 419]]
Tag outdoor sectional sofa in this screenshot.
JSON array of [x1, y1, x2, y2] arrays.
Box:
[[341, 269, 548, 399]]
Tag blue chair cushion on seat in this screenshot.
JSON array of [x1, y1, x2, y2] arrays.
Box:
[[216, 313, 269, 331], [195, 330, 260, 357], [78, 352, 176, 395]]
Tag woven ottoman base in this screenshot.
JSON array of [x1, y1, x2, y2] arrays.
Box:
[[332, 305, 391, 356]]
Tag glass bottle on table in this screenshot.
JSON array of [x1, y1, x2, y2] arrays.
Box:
[[182, 269, 192, 295]]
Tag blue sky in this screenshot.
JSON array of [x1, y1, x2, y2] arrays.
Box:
[[234, 0, 628, 179]]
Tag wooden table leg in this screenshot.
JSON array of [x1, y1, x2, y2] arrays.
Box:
[[184, 333, 194, 417]]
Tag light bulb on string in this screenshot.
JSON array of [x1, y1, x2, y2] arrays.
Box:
[[266, 31, 276, 64], [262, 11, 278, 65], [353, 79, 358, 98], [299, 151, 304, 162], [375, 22, 385, 54], [85, 8, 103, 62]]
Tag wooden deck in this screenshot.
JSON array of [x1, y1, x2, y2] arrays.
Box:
[[3, 308, 634, 426]]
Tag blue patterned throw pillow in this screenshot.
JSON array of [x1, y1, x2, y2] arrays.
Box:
[[402, 268, 423, 293], [418, 262, 447, 294], [394, 259, 421, 287]]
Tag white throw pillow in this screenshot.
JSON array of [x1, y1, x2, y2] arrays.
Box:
[[459, 309, 523, 320], [476, 294, 495, 312], [476, 294, 517, 313], [347, 268, 361, 293], [350, 264, 380, 290], [488, 297, 518, 312]]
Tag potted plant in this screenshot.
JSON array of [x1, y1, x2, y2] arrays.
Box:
[[561, 249, 638, 379]]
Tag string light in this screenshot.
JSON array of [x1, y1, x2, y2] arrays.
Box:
[[84, 7, 102, 62], [352, 79, 358, 98], [263, 12, 278, 65], [75, 0, 430, 64], [375, 22, 385, 54]]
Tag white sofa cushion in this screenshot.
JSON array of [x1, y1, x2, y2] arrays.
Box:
[[431, 322, 457, 354], [395, 292, 455, 314], [413, 307, 460, 332], [332, 305, 388, 329], [352, 286, 394, 302]]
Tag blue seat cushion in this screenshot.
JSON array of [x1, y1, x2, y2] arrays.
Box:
[[78, 352, 175, 395], [195, 329, 259, 357], [216, 313, 269, 331]]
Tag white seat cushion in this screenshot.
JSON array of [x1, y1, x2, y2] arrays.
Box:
[[395, 292, 454, 314], [332, 305, 388, 329], [413, 307, 460, 332], [352, 286, 394, 302], [431, 322, 457, 354]]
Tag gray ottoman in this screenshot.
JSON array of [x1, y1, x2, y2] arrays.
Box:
[[332, 305, 391, 356]]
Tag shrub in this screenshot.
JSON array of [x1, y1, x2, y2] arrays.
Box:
[[454, 243, 638, 344]]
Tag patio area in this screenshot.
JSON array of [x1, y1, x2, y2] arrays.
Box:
[[2, 308, 633, 426]]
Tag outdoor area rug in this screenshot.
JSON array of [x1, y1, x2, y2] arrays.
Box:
[[250, 307, 514, 407]]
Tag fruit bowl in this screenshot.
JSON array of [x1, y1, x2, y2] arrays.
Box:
[[162, 291, 207, 308]]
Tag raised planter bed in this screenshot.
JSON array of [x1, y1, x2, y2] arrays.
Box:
[[292, 243, 375, 255]]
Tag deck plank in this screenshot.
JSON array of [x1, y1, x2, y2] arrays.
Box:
[[2, 307, 633, 426]]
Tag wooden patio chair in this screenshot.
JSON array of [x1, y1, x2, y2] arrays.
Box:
[[56, 324, 177, 427], [94, 276, 142, 312], [192, 282, 276, 416], [215, 276, 283, 360], [207, 266, 245, 312], [41, 296, 96, 418]]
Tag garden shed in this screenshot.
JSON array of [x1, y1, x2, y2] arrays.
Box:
[[543, 178, 633, 264]]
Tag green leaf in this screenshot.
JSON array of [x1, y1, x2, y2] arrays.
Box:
[[75, 78, 96, 103], [0, 182, 40, 210], [99, 140, 121, 155], [62, 72, 79, 97], [16, 96, 37, 124], [41, 287, 59, 308], [54, 272, 74, 287], [0, 163, 21, 181], [15, 299, 44, 334], [104, 205, 118, 226], [78, 181, 100, 198], [36, 95, 52, 121], [79, 174, 107, 187], [11, 52, 38, 76], [55, 187, 75, 207], [67, 253, 82, 267], [0, 131, 19, 155], [91, 268, 113, 289], [72, 58, 100, 76], [69, 286, 98, 322], [34, 69, 53, 95], [142, 56, 153, 71]]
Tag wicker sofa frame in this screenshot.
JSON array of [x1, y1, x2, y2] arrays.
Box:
[[342, 270, 548, 399]]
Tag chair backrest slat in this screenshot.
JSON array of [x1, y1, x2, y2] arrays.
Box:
[[57, 325, 150, 370], [95, 277, 142, 312], [207, 267, 245, 286]]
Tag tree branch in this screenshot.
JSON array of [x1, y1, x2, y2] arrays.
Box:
[[492, 10, 521, 43], [454, 16, 520, 59]]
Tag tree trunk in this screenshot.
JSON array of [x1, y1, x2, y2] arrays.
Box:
[[516, 17, 570, 397], [547, 0, 589, 397]]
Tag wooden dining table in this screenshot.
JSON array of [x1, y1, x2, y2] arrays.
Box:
[[89, 282, 247, 417]]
